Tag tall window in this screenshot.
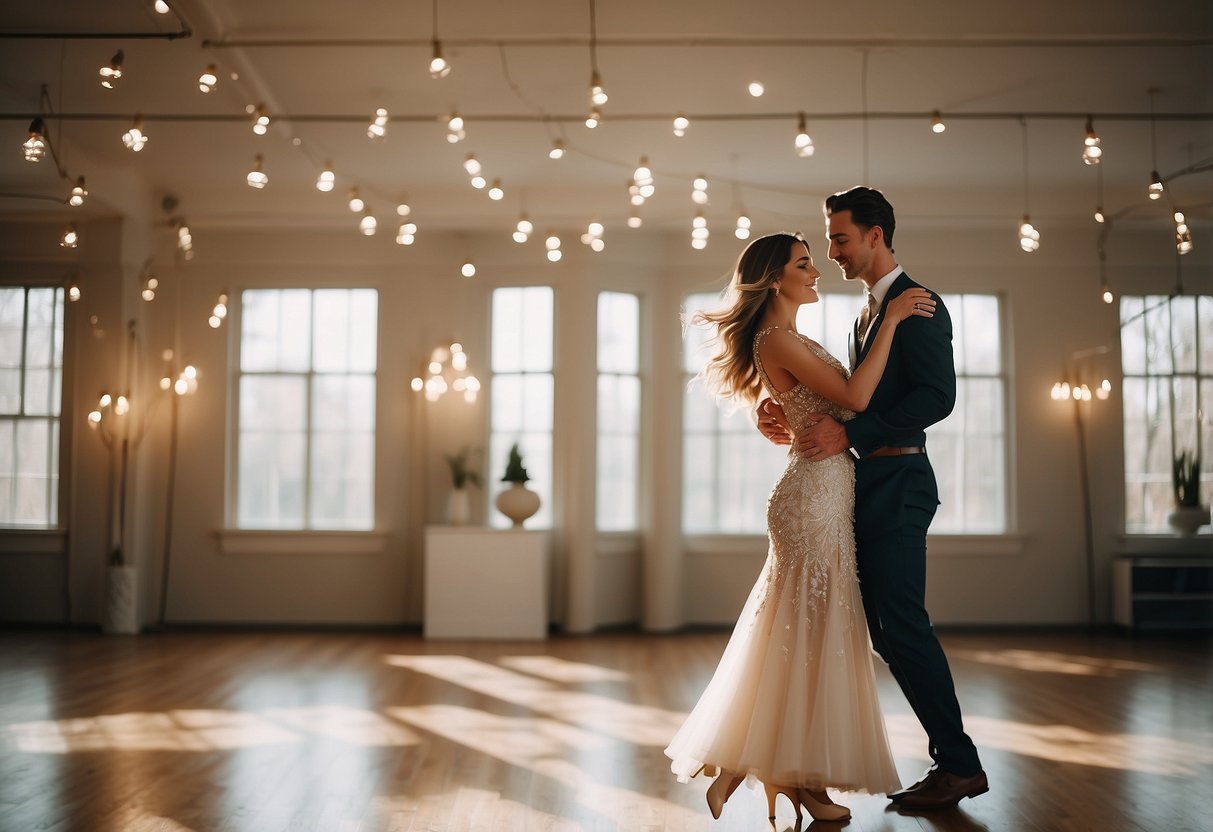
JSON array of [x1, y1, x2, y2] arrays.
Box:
[[490, 287, 553, 529], [1121, 295, 1212, 533], [681, 290, 1007, 534], [236, 289, 377, 530], [0, 286, 64, 528], [597, 292, 640, 531]]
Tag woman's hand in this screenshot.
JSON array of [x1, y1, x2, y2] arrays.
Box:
[[887, 288, 936, 323]]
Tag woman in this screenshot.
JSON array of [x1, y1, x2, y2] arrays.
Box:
[[665, 232, 933, 823]]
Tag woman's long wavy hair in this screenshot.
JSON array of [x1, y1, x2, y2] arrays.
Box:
[[692, 232, 805, 406]]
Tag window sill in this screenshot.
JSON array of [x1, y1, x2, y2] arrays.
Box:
[[1117, 533, 1212, 556], [216, 529, 388, 555], [685, 533, 1025, 558], [0, 528, 67, 555]]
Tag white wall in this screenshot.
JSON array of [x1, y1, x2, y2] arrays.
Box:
[[2, 208, 1209, 630]]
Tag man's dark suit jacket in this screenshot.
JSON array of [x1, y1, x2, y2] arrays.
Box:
[[845, 272, 957, 540]]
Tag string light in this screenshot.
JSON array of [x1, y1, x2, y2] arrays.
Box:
[[1081, 117, 1102, 165], [748, 82, 764, 97], [251, 104, 269, 135], [795, 112, 814, 157], [121, 116, 148, 151], [68, 282, 81, 302], [735, 212, 751, 240], [316, 163, 335, 192], [359, 210, 377, 235], [545, 232, 562, 262], [582, 219, 605, 252], [1174, 211, 1194, 255], [488, 179, 504, 200], [397, 202, 411, 217], [153, 1, 170, 13], [632, 156, 654, 201], [176, 221, 193, 259], [513, 214, 533, 243], [396, 222, 417, 245], [348, 188, 364, 212], [142, 270, 158, 302], [60, 224, 79, 249], [1146, 87, 1163, 201], [198, 64, 218, 93], [368, 108, 389, 140], [99, 50, 123, 89], [461, 260, 476, 277], [673, 114, 689, 137], [691, 210, 709, 250], [1148, 171, 1164, 200], [23, 118, 47, 161], [590, 70, 608, 107], [585, 107, 601, 129], [446, 112, 465, 143], [69, 176, 87, 207], [1093, 163, 1105, 223], [627, 207, 642, 228], [691, 175, 708, 205], [549, 139, 566, 159], [931, 110, 946, 134], [429, 40, 450, 78], [209, 292, 228, 327], [246, 154, 268, 188]]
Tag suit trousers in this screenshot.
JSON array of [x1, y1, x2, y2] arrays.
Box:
[[856, 509, 983, 777]]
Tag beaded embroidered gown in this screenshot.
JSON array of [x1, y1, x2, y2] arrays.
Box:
[[665, 327, 901, 794]]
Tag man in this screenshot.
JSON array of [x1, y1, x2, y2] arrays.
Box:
[[757, 186, 987, 810]]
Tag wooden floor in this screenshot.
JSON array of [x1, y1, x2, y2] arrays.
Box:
[[1, 628, 1210, 832]]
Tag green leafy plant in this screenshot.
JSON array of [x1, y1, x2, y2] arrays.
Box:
[[1173, 450, 1201, 508], [445, 447, 482, 490], [501, 442, 531, 483]]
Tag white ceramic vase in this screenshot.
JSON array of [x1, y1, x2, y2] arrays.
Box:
[[1167, 505, 1210, 536], [495, 482, 540, 528], [446, 487, 472, 526], [104, 564, 139, 634]]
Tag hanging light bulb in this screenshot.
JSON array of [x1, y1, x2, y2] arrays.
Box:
[[251, 104, 269, 135], [445, 112, 466, 143], [545, 232, 562, 262], [461, 259, 476, 277], [176, 221, 193, 258], [1081, 117, 1102, 165], [582, 219, 605, 252], [735, 212, 751, 240], [395, 222, 417, 245], [632, 156, 654, 201], [359, 210, 377, 235], [1101, 283, 1114, 304], [1148, 171, 1164, 200], [673, 114, 689, 137], [794, 112, 814, 157], [142, 271, 158, 302], [246, 154, 268, 188], [513, 214, 533, 243], [153, 1, 170, 13], [69, 176, 88, 207], [367, 108, 389, 140], [463, 154, 481, 177], [691, 176, 709, 205], [68, 282, 81, 302], [23, 118, 47, 162], [99, 50, 124, 89], [198, 63, 218, 93], [348, 188, 364, 212], [429, 40, 451, 79], [1018, 215, 1040, 252], [549, 138, 566, 159], [589, 70, 608, 106], [691, 210, 709, 250], [931, 110, 946, 134], [1174, 211, 1194, 255], [316, 163, 335, 192], [210, 292, 228, 327], [121, 116, 148, 151], [585, 107, 601, 129], [627, 207, 642, 229], [488, 179, 504, 200], [60, 223, 79, 249], [1094, 207, 1105, 224], [396, 202, 411, 217], [748, 81, 765, 97]]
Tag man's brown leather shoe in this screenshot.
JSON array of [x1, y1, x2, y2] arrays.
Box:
[[896, 770, 988, 810], [889, 767, 941, 803]]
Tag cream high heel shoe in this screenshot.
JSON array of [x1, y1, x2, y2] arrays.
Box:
[[763, 783, 803, 824], [705, 769, 744, 820], [796, 787, 851, 822]]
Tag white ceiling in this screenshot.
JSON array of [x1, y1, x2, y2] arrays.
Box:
[[2, 0, 1211, 235]]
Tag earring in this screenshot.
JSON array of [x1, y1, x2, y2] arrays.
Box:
[[774, 286, 781, 297]]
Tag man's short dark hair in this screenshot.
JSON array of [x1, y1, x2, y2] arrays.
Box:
[[825, 186, 895, 251]]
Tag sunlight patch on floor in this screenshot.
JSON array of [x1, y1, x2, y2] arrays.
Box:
[[950, 648, 1159, 677], [497, 655, 631, 683]]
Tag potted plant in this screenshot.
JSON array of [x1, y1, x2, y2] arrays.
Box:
[[495, 442, 541, 528], [443, 447, 481, 525], [1167, 450, 1210, 536]]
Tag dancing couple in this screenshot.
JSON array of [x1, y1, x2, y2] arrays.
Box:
[[665, 186, 988, 823]]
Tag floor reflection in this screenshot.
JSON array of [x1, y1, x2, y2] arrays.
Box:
[[951, 648, 1158, 677]]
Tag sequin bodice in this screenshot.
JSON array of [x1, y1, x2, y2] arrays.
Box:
[[749, 326, 859, 620]]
